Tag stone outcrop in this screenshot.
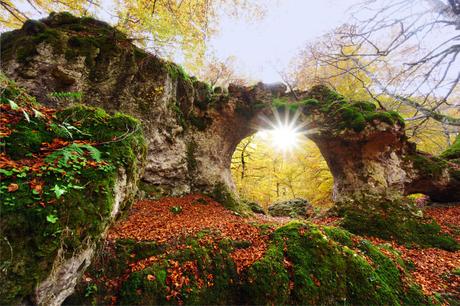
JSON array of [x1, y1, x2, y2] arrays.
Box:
[[0, 76, 146, 305], [246, 201, 266, 214], [268, 198, 313, 218], [0, 13, 280, 206], [293, 86, 460, 203], [1, 13, 459, 306], [1, 12, 459, 205]]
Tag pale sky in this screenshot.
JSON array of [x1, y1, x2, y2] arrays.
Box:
[[210, 0, 362, 82]]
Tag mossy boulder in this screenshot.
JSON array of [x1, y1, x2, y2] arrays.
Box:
[[246, 201, 265, 214], [335, 196, 459, 251], [66, 222, 430, 305], [0, 76, 146, 305], [206, 182, 251, 214], [441, 134, 460, 160], [268, 198, 313, 218], [245, 222, 428, 305]]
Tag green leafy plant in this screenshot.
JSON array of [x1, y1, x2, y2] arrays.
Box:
[[46, 214, 58, 224], [170, 205, 183, 214], [84, 283, 98, 297], [45, 143, 102, 166], [47, 91, 83, 103], [51, 185, 66, 199]]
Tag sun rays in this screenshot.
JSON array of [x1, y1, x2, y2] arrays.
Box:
[[255, 107, 309, 154]]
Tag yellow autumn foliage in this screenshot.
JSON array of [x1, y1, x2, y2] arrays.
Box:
[[231, 134, 333, 209]]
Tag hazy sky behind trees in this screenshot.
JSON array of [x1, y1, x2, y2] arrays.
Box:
[[210, 0, 362, 82]]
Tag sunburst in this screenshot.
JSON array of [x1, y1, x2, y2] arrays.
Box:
[[256, 107, 309, 154]]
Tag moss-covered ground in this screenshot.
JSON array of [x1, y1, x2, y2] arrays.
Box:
[[64, 195, 443, 306], [336, 197, 459, 251], [0, 75, 146, 304]]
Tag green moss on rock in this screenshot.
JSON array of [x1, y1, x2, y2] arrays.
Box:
[[207, 182, 250, 214], [0, 12, 128, 69], [0, 78, 146, 304], [302, 85, 405, 132], [406, 154, 448, 179], [5, 118, 53, 159], [270, 85, 406, 132], [441, 135, 460, 160], [68, 223, 429, 305], [257, 222, 427, 305], [267, 198, 312, 218], [337, 197, 459, 251]]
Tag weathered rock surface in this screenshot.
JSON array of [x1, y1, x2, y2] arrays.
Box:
[[0, 13, 281, 206], [1, 13, 459, 305], [32, 168, 139, 306], [1, 13, 458, 206], [268, 198, 313, 218], [0, 77, 146, 305]]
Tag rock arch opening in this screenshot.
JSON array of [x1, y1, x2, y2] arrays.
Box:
[[1, 12, 458, 207], [230, 113, 334, 210]]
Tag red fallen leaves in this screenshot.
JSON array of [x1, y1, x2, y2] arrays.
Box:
[[107, 195, 275, 303], [7, 183, 19, 192], [109, 195, 272, 274], [0, 103, 98, 173], [0, 103, 104, 177], [425, 206, 460, 240], [106, 196, 459, 302], [0, 100, 56, 133], [367, 205, 460, 298], [165, 260, 201, 301], [369, 236, 460, 297], [312, 215, 342, 226]]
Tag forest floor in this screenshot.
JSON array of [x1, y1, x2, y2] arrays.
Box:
[[107, 195, 460, 301]]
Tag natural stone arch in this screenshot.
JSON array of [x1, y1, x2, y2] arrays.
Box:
[[1, 12, 459, 209], [230, 85, 460, 204], [2, 13, 460, 306]]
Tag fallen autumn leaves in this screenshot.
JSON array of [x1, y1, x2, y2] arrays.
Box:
[[109, 194, 271, 273], [367, 206, 460, 298], [102, 196, 459, 303]]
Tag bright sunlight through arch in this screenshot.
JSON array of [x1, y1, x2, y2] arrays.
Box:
[[257, 108, 308, 153]]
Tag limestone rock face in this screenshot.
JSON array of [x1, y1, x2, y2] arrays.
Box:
[[268, 198, 313, 218], [1, 13, 459, 204], [0, 13, 277, 200], [34, 169, 131, 306], [297, 86, 460, 203], [0, 75, 146, 305]]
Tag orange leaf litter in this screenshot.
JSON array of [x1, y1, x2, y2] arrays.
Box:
[[108, 195, 459, 299], [368, 205, 460, 297], [108, 194, 272, 273]]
